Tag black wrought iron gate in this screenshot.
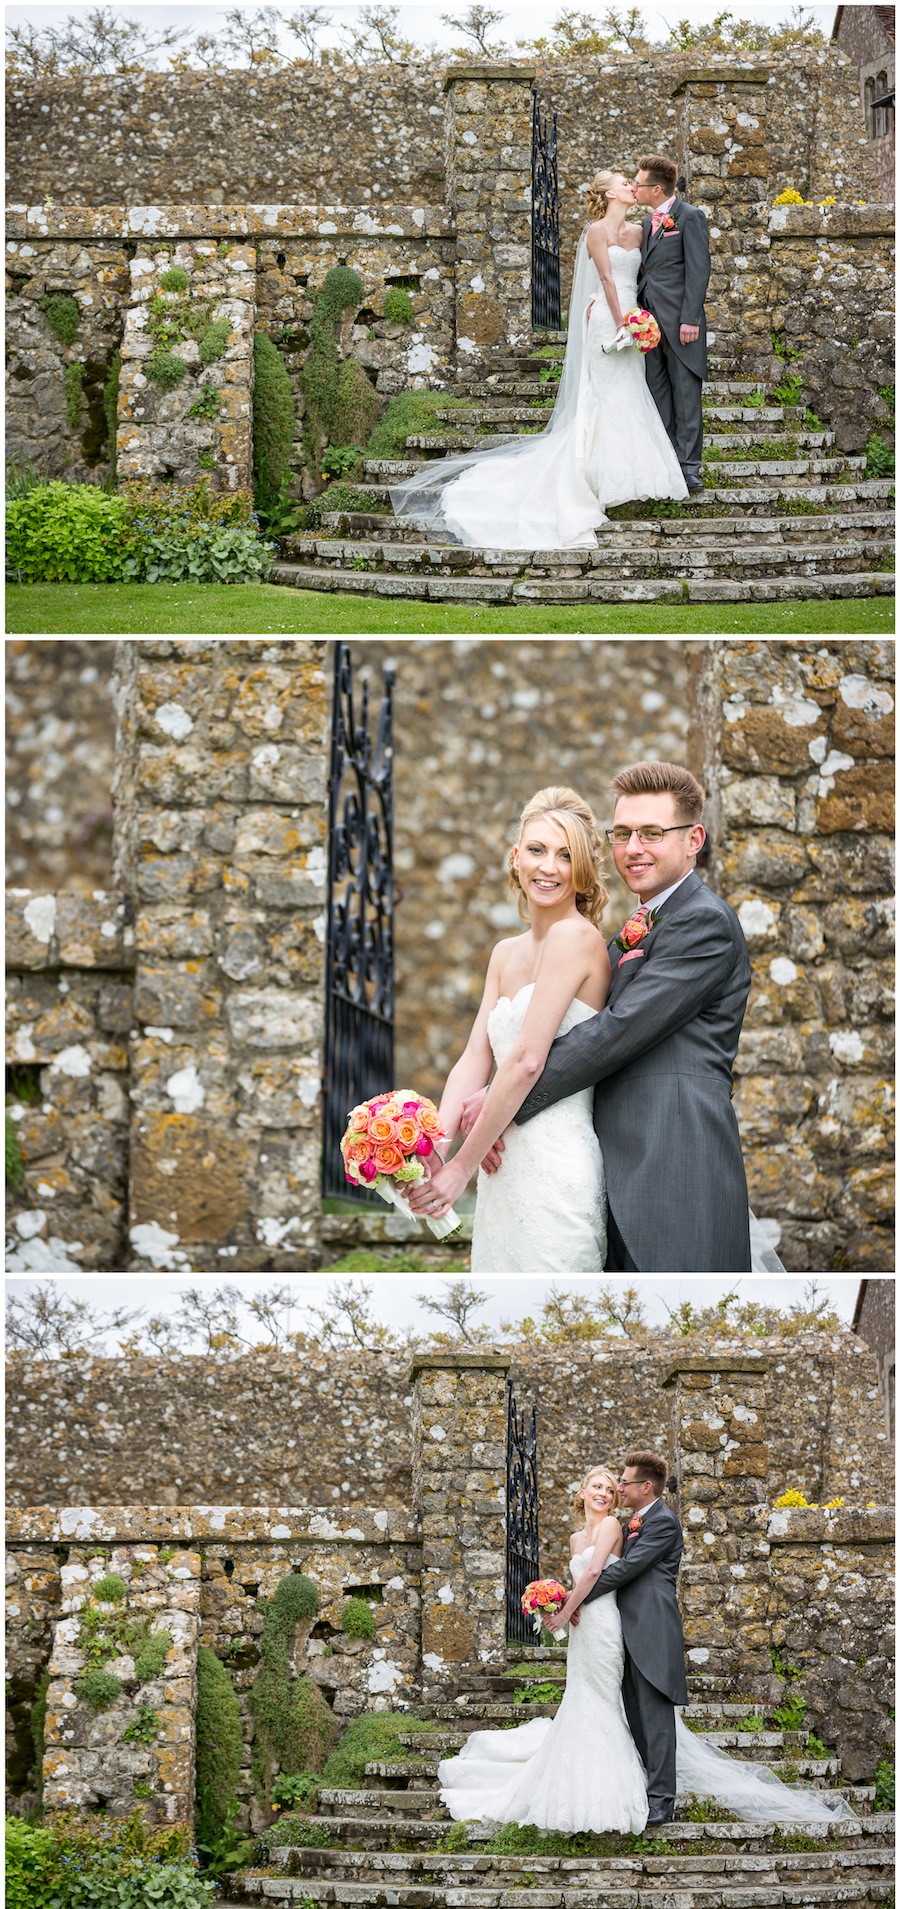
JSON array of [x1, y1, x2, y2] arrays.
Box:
[[531, 92, 561, 331], [322, 643, 395, 1202], [506, 1379, 541, 1643]]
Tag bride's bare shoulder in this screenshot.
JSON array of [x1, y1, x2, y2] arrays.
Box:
[[569, 1526, 589, 1553]]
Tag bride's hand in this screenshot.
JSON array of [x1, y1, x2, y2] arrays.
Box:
[[407, 1155, 467, 1217]]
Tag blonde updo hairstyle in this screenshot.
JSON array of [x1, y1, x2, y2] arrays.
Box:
[[585, 168, 626, 221], [508, 785, 609, 930], [573, 1465, 621, 1522]]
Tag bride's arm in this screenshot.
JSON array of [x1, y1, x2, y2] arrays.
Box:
[[548, 1518, 623, 1630], [586, 224, 625, 329], [434, 943, 504, 1145], [408, 921, 608, 1210]]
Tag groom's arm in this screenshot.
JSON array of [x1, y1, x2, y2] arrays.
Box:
[[680, 206, 711, 327], [516, 914, 740, 1125], [581, 1518, 682, 1603]]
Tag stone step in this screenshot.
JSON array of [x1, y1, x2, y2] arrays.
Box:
[[433, 405, 804, 434], [282, 533, 892, 582], [405, 432, 840, 459], [314, 507, 894, 547], [356, 464, 892, 511], [266, 1801, 859, 1849], [270, 561, 894, 605], [364, 1764, 874, 1807]]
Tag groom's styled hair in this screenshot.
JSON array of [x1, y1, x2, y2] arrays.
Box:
[[624, 1452, 668, 1496], [611, 760, 704, 826], [637, 154, 678, 196]]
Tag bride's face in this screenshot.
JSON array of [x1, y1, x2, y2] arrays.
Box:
[[513, 814, 576, 912], [582, 1471, 616, 1515], [608, 173, 636, 208]]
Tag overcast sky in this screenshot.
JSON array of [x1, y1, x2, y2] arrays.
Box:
[[8, 2, 838, 55], [6, 1272, 864, 1353]]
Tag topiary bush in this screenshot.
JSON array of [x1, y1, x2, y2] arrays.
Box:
[[75, 1665, 121, 1711], [195, 1646, 243, 1843], [253, 331, 296, 518], [41, 293, 81, 346], [382, 286, 415, 325], [249, 1574, 338, 1801], [341, 1597, 376, 1640], [300, 266, 379, 481]]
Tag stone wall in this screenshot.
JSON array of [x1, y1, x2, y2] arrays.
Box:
[[833, 3, 896, 204], [6, 891, 133, 1270], [411, 1352, 509, 1690], [5, 640, 116, 893], [693, 639, 895, 1272], [114, 638, 328, 1272], [7, 1332, 891, 1557], [6, 239, 128, 482]]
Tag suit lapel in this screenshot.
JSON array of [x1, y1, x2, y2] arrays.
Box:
[[607, 872, 703, 985], [644, 196, 682, 258]]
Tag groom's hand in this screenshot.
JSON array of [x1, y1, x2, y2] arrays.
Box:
[[680, 323, 699, 345], [460, 1090, 507, 1174]]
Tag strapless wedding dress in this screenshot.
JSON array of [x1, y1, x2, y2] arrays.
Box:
[[391, 244, 687, 548], [439, 1548, 856, 1833], [469, 984, 606, 1274]]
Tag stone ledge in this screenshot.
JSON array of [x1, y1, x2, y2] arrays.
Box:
[[767, 1504, 894, 1544], [408, 1352, 512, 1379], [442, 65, 537, 89], [6, 202, 453, 241], [767, 204, 896, 239], [662, 1355, 770, 1384], [673, 64, 774, 86], [7, 1505, 421, 1544], [321, 1210, 474, 1246]]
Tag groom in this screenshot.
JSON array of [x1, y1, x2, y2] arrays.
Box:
[[633, 154, 711, 494], [562, 1452, 687, 1826], [497, 759, 753, 1273]]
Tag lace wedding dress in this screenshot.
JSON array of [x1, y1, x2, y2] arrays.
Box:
[[391, 237, 687, 548], [470, 984, 606, 1274], [439, 1548, 855, 1833]]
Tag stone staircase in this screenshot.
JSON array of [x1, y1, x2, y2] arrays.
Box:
[[232, 1649, 894, 1907], [272, 339, 895, 606]]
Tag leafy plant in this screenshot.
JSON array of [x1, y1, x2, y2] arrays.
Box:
[[5, 1811, 215, 1909], [382, 286, 414, 324], [771, 1645, 804, 1682], [30, 1665, 50, 1801], [271, 1770, 320, 1809], [134, 1629, 173, 1683], [63, 362, 84, 426], [321, 443, 364, 480], [147, 349, 189, 389], [513, 1680, 562, 1705], [195, 1646, 243, 1845], [804, 406, 824, 429], [743, 388, 767, 407], [341, 1595, 376, 1640], [188, 386, 223, 421], [75, 1665, 120, 1711], [93, 1573, 128, 1603], [866, 433, 895, 479], [321, 1712, 432, 1788], [132, 1778, 154, 1799], [41, 293, 81, 346], [6, 482, 130, 582], [364, 387, 469, 460], [771, 372, 804, 406], [159, 265, 190, 293], [197, 449, 216, 470], [199, 317, 231, 364], [6, 1111, 25, 1192], [733, 1711, 765, 1732], [771, 330, 803, 365], [806, 1730, 829, 1758], [874, 1758, 895, 1811], [123, 1703, 159, 1744], [196, 1802, 255, 1881], [773, 1693, 807, 1730], [255, 473, 306, 539]]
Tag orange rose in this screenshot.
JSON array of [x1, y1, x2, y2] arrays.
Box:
[[373, 1142, 405, 1173], [368, 1112, 399, 1142], [417, 1107, 442, 1135], [395, 1117, 420, 1149]]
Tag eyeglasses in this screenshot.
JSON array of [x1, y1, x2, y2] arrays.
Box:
[[605, 825, 693, 845]]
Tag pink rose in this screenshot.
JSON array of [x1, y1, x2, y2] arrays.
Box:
[[359, 1158, 378, 1183], [415, 1134, 434, 1156]]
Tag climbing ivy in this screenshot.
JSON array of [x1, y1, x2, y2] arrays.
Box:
[[300, 266, 379, 481], [195, 1647, 243, 1843], [248, 1574, 337, 1802], [252, 332, 296, 515]]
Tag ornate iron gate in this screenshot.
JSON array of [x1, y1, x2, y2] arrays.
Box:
[[322, 643, 395, 1202], [506, 1378, 541, 1643], [531, 92, 561, 330]]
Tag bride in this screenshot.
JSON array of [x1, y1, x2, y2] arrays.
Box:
[[439, 1465, 855, 1834], [412, 785, 610, 1274], [390, 171, 687, 549]]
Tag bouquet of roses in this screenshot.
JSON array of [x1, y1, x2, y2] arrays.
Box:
[[521, 1578, 569, 1636], [604, 307, 661, 355], [341, 1091, 461, 1239]]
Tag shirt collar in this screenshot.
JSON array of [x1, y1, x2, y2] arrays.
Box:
[[642, 870, 693, 913], [655, 194, 677, 217]]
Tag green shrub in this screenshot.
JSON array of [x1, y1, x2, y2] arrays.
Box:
[[93, 1573, 128, 1604], [147, 350, 188, 389], [197, 449, 216, 470], [5, 1815, 55, 1909], [41, 293, 81, 346], [75, 1665, 121, 1711], [103, 351, 121, 477], [321, 443, 364, 480], [341, 1596, 376, 1640], [382, 286, 415, 324], [270, 1771, 320, 1809], [199, 317, 231, 364], [322, 1712, 432, 1788], [253, 331, 297, 515], [773, 1692, 806, 1730], [134, 1629, 173, 1683], [123, 1703, 159, 1744], [195, 1646, 243, 1843], [159, 266, 190, 293], [330, 360, 379, 456], [874, 1758, 895, 1811], [5, 1812, 215, 1909], [63, 362, 84, 427], [365, 388, 468, 460], [6, 482, 130, 583], [866, 432, 895, 479], [30, 1665, 50, 1800], [301, 266, 378, 478], [771, 372, 804, 407], [249, 1574, 338, 1799]]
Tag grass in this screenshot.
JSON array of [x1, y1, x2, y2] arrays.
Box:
[[7, 584, 894, 638]]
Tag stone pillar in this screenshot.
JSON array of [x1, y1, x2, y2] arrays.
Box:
[[43, 1540, 200, 1822], [690, 639, 894, 1272], [675, 66, 773, 376], [443, 65, 536, 364], [118, 238, 256, 491], [410, 1351, 510, 1693], [664, 1354, 772, 1700], [113, 639, 328, 1272]]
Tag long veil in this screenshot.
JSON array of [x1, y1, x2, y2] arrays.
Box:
[[674, 1713, 855, 1823], [389, 228, 601, 540]]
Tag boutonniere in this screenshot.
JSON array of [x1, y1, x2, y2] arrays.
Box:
[[614, 905, 660, 954], [627, 1515, 642, 1534], [661, 213, 679, 232]]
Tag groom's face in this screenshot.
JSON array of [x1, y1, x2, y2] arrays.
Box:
[[612, 792, 706, 901]]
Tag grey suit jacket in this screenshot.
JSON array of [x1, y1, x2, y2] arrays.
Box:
[[637, 198, 710, 379], [582, 1497, 688, 1704], [517, 871, 752, 1272]]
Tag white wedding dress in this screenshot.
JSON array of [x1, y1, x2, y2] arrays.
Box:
[[439, 1548, 855, 1833], [391, 237, 687, 548], [470, 985, 606, 1274]]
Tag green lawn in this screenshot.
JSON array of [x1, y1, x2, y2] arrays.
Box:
[[6, 582, 895, 637]]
